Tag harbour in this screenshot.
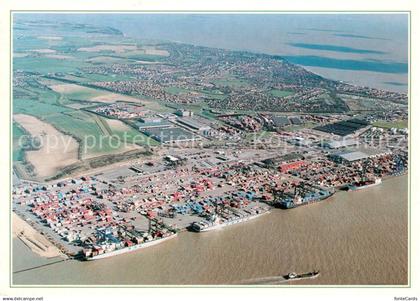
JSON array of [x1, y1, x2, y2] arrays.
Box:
[[10, 15, 409, 287], [13, 174, 408, 285]]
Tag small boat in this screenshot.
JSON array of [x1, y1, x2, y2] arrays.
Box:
[[284, 270, 320, 281]]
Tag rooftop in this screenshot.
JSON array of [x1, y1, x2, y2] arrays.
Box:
[[144, 127, 200, 143], [332, 150, 369, 162]]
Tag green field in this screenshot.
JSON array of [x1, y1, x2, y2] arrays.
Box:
[[12, 23, 167, 161], [284, 122, 318, 132], [270, 89, 295, 98], [199, 109, 218, 120], [164, 86, 191, 95], [12, 122, 26, 162], [14, 98, 70, 116], [200, 89, 227, 100], [213, 76, 248, 88], [13, 57, 85, 74], [14, 97, 139, 158], [372, 120, 408, 129], [116, 49, 166, 62], [87, 56, 134, 64], [13, 36, 51, 52], [75, 73, 134, 82], [44, 113, 131, 157], [15, 86, 63, 106], [51, 85, 109, 101]]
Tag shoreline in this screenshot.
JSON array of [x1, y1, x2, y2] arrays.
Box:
[[12, 174, 408, 285], [12, 172, 407, 261], [12, 212, 65, 259]]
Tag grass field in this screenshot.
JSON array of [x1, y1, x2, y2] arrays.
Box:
[[12, 25, 165, 165], [43, 114, 126, 158], [200, 109, 218, 120], [14, 98, 70, 116], [200, 89, 227, 100], [76, 73, 134, 82], [372, 120, 408, 129], [213, 76, 248, 88], [13, 57, 85, 74], [14, 96, 138, 158], [12, 122, 26, 162], [15, 86, 63, 106], [270, 89, 295, 98], [13, 36, 51, 52], [49, 84, 109, 101], [164, 86, 191, 95], [126, 54, 164, 61], [15, 79, 165, 159], [86, 56, 133, 64]]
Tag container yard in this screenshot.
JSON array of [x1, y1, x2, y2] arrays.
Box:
[[12, 131, 408, 261]]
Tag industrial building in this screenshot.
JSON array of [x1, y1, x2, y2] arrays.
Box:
[[329, 150, 370, 163], [136, 120, 172, 130], [321, 139, 358, 149], [314, 118, 370, 136], [271, 116, 290, 127], [177, 117, 211, 132], [175, 109, 194, 117], [287, 137, 312, 147], [138, 116, 163, 123], [143, 127, 201, 144], [289, 116, 303, 125]]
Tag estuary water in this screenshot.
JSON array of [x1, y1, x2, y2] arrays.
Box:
[[14, 14, 409, 92], [13, 175, 408, 285]]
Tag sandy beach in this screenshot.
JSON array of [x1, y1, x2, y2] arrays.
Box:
[[12, 212, 63, 259]]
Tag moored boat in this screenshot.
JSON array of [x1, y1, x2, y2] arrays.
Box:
[[83, 232, 177, 260], [277, 189, 334, 209], [346, 178, 382, 191], [191, 208, 270, 232]]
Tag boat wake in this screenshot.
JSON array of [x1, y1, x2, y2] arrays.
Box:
[[237, 276, 291, 285], [237, 271, 320, 285]]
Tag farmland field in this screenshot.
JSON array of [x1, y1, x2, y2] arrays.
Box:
[[269, 89, 295, 97], [212, 76, 249, 88], [43, 113, 134, 158], [372, 120, 408, 129], [49, 83, 149, 104], [49, 84, 110, 101], [13, 57, 85, 74], [164, 86, 191, 95], [13, 114, 80, 179], [12, 21, 179, 177], [12, 122, 26, 162]]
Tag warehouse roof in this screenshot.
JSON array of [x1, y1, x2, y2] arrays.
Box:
[[332, 150, 369, 162], [323, 139, 358, 149]]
